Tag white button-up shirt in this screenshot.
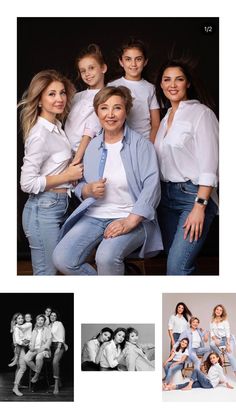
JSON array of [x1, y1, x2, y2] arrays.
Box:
[[20, 117, 73, 194], [100, 340, 121, 368], [168, 314, 188, 334], [50, 321, 65, 343], [154, 100, 219, 187], [210, 320, 231, 339]]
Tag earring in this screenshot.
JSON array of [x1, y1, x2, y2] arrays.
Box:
[[38, 103, 42, 108]]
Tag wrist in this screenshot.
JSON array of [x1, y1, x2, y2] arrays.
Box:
[[194, 196, 208, 207]]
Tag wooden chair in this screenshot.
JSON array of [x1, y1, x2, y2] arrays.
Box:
[[219, 346, 231, 374], [182, 355, 204, 378]]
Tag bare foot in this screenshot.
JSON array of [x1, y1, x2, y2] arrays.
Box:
[[53, 388, 59, 395], [12, 387, 23, 396], [226, 382, 234, 389], [31, 373, 39, 383], [181, 384, 192, 391], [8, 360, 17, 367]]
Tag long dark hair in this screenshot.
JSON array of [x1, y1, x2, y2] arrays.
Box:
[[204, 352, 222, 373], [113, 327, 127, 350], [176, 338, 189, 353], [93, 327, 113, 344], [155, 56, 216, 117], [175, 302, 192, 322]]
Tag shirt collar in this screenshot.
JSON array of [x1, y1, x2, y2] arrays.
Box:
[[166, 99, 200, 116], [98, 123, 131, 150], [38, 116, 62, 133]]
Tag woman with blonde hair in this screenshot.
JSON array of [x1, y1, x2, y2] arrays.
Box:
[[210, 304, 236, 376], [19, 69, 84, 275]]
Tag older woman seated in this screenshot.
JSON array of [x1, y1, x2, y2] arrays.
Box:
[[53, 86, 162, 275]]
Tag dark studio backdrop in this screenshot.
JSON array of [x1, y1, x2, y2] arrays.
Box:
[[17, 17, 219, 260], [0, 293, 74, 384]]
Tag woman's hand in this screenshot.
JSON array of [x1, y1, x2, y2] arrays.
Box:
[[104, 214, 143, 239], [226, 343, 232, 353], [64, 163, 84, 182], [82, 178, 106, 199], [183, 204, 206, 242]]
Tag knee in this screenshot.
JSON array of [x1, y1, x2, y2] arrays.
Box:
[[95, 247, 121, 270]]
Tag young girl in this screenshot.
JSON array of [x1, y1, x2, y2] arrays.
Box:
[[8, 313, 32, 367], [210, 304, 236, 376], [165, 352, 234, 391], [163, 338, 189, 387], [108, 38, 160, 142], [65, 44, 107, 163], [19, 69, 83, 275]]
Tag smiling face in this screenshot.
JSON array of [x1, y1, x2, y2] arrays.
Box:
[[114, 331, 126, 345], [209, 353, 219, 365], [180, 339, 188, 349], [214, 305, 223, 317], [99, 331, 112, 343], [39, 81, 67, 123], [119, 48, 147, 81], [128, 331, 139, 344], [25, 313, 32, 322], [97, 95, 127, 140], [78, 56, 106, 89], [161, 66, 190, 105], [45, 308, 52, 317], [16, 314, 24, 325], [191, 319, 199, 330], [177, 304, 184, 315], [50, 312, 57, 323], [36, 316, 45, 328]]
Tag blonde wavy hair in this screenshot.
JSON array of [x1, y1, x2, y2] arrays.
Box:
[[211, 304, 228, 322], [18, 69, 76, 141]]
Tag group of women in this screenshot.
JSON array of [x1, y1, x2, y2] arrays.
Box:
[[163, 302, 236, 391], [19, 38, 219, 276], [81, 326, 155, 371], [10, 307, 67, 396]]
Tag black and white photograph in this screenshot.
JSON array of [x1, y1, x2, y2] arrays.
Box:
[[17, 17, 219, 277], [81, 323, 155, 371], [162, 293, 236, 402], [0, 293, 74, 402]]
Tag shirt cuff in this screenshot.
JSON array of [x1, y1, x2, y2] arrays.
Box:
[[39, 176, 47, 192], [198, 173, 218, 187], [132, 202, 155, 220]]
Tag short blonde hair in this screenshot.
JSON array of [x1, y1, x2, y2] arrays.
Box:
[[93, 86, 133, 115]]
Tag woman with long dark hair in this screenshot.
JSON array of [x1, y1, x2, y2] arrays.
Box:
[[98, 327, 127, 371], [81, 327, 113, 371], [154, 58, 218, 275], [168, 302, 192, 348]]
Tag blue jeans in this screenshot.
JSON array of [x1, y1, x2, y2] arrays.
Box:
[[158, 181, 218, 275], [210, 336, 236, 372], [53, 215, 145, 275], [189, 346, 211, 369], [176, 369, 213, 389], [22, 192, 69, 275], [164, 361, 184, 384]]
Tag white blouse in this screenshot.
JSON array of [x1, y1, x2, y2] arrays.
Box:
[[100, 340, 121, 368], [207, 363, 226, 387], [210, 320, 231, 339], [65, 89, 101, 152], [82, 339, 100, 363], [168, 314, 188, 334], [50, 321, 65, 343], [20, 117, 73, 194], [154, 100, 218, 187]]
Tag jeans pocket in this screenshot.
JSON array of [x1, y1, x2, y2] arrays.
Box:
[[38, 197, 58, 209], [179, 182, 198, 196]]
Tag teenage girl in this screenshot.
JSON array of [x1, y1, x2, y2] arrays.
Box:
[[97, 328, 127, 371], [163, 338, 189, 387], [8, 313, 32, 367], [165, 352, 234, 391], [65, 44, 107, 163], [81, 327, 113, 371], [108, 38, 160, 142], [19, 69, 83, 275]]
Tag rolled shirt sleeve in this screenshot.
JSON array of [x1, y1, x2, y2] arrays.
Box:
[[20, 135, 47, 194]]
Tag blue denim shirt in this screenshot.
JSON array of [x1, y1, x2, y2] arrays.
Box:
[[75, 124, 163, 257]]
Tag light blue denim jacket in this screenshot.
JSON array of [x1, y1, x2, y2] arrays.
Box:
[[72, 124, 163, 257], [174, 328, 207, 352]]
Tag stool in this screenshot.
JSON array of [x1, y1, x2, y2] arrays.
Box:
[[124, 258, 146, 275], [31, 358, 52, 392], [182, 355, 204, 377], [219, 346, 231, 374]]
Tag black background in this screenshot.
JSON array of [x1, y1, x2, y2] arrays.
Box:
[[17, 17, 219, 258], [0, 293, 74, 380]]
